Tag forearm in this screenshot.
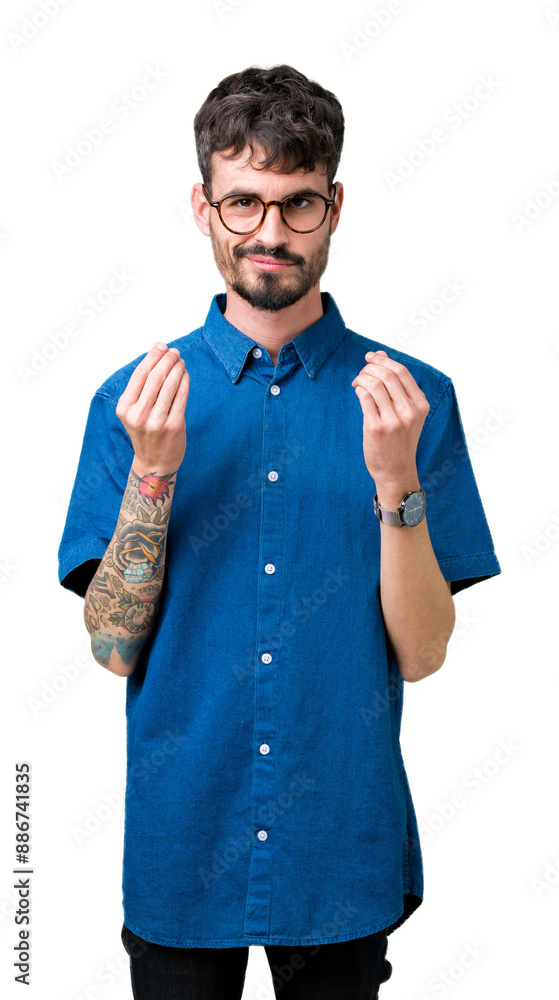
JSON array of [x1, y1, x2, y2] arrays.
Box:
[[377, 473, 456, 683], [84, 461, 177, 676]]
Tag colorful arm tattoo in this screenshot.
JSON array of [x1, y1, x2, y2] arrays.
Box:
[[84, 467, 177, 669]]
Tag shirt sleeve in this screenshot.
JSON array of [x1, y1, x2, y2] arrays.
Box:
[[416, 378, 502, 596], [58, 389, 134, 598]]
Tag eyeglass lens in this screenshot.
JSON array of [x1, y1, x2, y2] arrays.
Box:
[[220, 194, 327, 233]]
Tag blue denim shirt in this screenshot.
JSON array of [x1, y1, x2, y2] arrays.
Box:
[[58, 291, 501, 947]]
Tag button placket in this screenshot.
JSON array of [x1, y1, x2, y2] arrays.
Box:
[[244, 367, 290, 938]]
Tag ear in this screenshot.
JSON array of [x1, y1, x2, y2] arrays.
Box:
[[330, 181, 344, 235], [191, 182, 212, 237]]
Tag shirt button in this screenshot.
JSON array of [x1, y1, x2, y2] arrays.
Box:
[[270, 384, 280, 395], [260, 744, 270, 755], [265, 563, 275, 574], [252, 347, 262, 358], [268, 470, 278, 482], [261, 652, 272, 664], [257, 830, 268, 841]]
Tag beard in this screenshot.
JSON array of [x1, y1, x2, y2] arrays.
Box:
[[209, 217, 332, 312]]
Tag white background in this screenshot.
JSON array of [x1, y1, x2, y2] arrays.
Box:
[[2, 0, 558, 997]]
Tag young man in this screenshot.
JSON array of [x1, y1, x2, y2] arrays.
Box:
[[58, 64, 501, 999]]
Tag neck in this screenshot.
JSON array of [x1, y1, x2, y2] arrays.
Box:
[[223, 284, 325, 365]]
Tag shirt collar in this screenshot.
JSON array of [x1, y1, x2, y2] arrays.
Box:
[[202, 291, 347, 383]]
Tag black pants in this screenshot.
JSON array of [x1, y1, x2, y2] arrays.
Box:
[[121, 922, 393, 1000]]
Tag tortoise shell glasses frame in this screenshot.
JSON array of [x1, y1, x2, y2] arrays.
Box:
[[202, 182, 337, 235]]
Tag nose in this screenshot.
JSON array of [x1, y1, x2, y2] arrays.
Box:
[[256, 203, 288, 248]]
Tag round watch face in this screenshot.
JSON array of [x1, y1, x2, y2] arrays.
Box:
[[402, 491, 427, 526]]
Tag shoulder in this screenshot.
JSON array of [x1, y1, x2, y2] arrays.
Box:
[[343, 327, 452, 410], [94, 326, 206, 404]]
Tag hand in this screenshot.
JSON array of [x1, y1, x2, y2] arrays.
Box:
[[351, 350, 430, 491], [116, 342, 190, 476]]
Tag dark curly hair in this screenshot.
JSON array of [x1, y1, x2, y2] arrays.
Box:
[[193, 64, 344, 196]]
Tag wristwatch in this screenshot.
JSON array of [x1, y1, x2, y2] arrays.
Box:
[[373, 487, 427, 527]]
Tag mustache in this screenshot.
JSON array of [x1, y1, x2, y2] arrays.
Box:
[[234, 246, 303, 265]]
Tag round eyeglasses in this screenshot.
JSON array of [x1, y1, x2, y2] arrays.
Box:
[[202, 183, 337, 235]]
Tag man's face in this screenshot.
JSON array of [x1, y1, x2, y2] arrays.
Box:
[[194, 145, 342, 313]]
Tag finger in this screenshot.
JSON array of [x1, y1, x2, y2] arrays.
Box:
[[352, 373, 396, 423], [352, 358, 409, 400], [151, 357, 187, 417], [167, 369, 190, 421], [354, 384, 381, 426], [118, 342, 169, 408], [363, 351, 426, 409], [134, 349, 184, 415], [353, 365, 412, 421]]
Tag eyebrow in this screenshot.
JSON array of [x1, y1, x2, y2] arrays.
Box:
[[220, 187, 326, 200]]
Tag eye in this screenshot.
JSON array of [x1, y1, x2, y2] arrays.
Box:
[[288, 196, 311, 208], [231, 197, 256, 209]]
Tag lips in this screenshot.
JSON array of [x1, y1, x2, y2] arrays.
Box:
[[246, 256, 295, 270]]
